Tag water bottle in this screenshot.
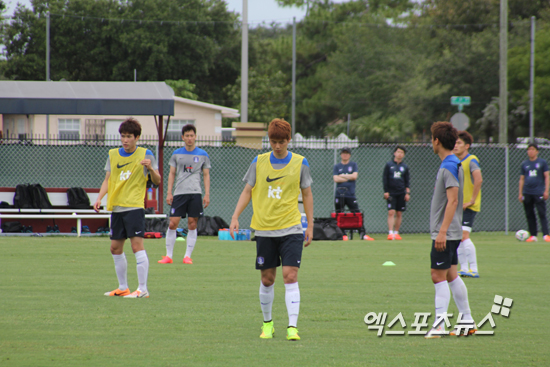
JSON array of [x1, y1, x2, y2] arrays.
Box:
[[147, 188, 153, 200]]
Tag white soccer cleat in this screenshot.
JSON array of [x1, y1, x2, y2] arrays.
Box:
[[425, 325, 447, 339], [123, 289, 149, 298]]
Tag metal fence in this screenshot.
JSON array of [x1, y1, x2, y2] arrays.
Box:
[[1, 135, 546, 234]]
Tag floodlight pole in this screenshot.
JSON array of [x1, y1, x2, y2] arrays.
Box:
[[46, 12, 50, 144], [241, 0, 248, 123], [499, 0, 508, 144], [292, 17, 296, 139], [529, 16, 535, 143]]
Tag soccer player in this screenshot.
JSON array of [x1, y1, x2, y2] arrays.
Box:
[[518, 143, 550, 242], [425, 121, 475, 338], [229, 118, 314, 341], [158, 124, 211, 265], [453, 131, 483, 278], [333, 147, 373, 240], [382, 145, 410, 240], [94, 118, 161, 298]]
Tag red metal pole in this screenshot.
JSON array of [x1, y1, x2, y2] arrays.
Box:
[[158, 115, 164, 214]]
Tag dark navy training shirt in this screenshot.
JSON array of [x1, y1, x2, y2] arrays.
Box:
[[333, 161, 358, 197], [383, 160, 410, 195], [521, 157, 549, 195]]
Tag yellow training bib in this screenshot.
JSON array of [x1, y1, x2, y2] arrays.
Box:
[[461, 154, 481, 212], [251, 152, 303, 231], [107, 147, 148, 211]]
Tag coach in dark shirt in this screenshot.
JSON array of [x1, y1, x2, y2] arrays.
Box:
[[333, 147, 373, 240], [382, 146, 410, 240], [518, 143, 550, 242]]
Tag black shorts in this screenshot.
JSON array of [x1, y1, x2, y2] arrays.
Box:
[[462, 209, 477, 229], [387, 193, 406, 212], [110, 209, 145, 240], [430, 240, 460, 270], [170, 194, 203, 218], [334, 196, 360, 213], [255, 234, 304, 270]]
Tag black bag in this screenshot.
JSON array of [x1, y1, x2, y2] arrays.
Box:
[[144, 207, 169, 233], [197, 216, 220, 236], [67, 187, 91, 209], [312, 218, 343, 241], [1, 221, 22, 233], [212, 216, 230, 229], [29, 184, 53, 209], [0, 201, 11, 208], [13, 184, 33, 209]]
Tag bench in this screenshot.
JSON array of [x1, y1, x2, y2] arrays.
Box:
[[0, 187, 165, 236]]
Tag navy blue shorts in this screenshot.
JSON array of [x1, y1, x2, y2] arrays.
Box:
[[387, 193, 406, 212], [462, 209, 477, 229], [430, 240, 460, 270], [255, 234, 304, 270], [110, 209, 145, 240], [170, 194, 203, 218]]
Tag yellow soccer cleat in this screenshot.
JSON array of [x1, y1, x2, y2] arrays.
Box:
[[286, 327, 300, 341], [260, 321, 274, 339]]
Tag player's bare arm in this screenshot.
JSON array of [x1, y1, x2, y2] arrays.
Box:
[[230, 184, 253, 239], [435, 186, 459, 252], [345, 172, 358, 181], [94, 171, 110, 212], [203, 168, 210, 208], [518, 175, 525, 202], [464, 169, 483, 210], [166, 166, 177, 205], [301, 186, 314, 247], [141, 159, 161, 185], [333, 175, 349, 183]]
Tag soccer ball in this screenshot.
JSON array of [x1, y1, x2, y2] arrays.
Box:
[[515, 230, 529, 241]]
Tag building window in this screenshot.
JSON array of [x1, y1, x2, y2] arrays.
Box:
[[165, 119, 195, 141], [59, 119, 81, 140]]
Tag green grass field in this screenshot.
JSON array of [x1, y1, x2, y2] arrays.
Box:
[[0, 232, 548, 366]]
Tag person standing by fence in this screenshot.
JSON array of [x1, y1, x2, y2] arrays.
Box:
[[382, 146, 410, 240], [333, 147, 373, 241], [518, 143, 550, 242]]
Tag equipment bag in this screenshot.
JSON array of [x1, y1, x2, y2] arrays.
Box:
[[197, 216, 220, 236], [312, 218, 343, 241], [13, 184, 33, 209], [30, 184, 53, 209], [212, 216, 230, 230], [1, 221, 23, 233], [67, 187, 91, 209]]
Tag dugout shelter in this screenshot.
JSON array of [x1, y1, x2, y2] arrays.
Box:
[[0, 81, 175, 213]]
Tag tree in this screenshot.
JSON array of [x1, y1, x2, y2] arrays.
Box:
[[1, 0, 240, 104], [165, 79, 198, 100]]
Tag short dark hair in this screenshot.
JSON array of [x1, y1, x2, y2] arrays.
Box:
[[457, 131, 473, 146], [528, 143, 539, 150], [182, 124, 196, 135], [268, 118, 291, 140], [119, 118, 142, 138], [431, 121, 458, 151], [394, 145, 406, 154]]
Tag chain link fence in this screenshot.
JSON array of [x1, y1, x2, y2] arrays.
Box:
[[1, 135, 547, 234]]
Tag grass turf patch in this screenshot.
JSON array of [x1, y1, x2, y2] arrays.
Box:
[[0, 232, 548, 366]]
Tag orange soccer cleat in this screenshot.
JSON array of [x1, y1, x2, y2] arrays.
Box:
[[157, 256, 173, 264], [183, 257, 193, 264], [104, 288, 131, 297]]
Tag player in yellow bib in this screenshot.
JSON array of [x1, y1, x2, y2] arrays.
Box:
[[230, 119, 314, 341], [94, 118, 161, 298], [453, 131, 483, 278]]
